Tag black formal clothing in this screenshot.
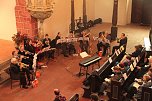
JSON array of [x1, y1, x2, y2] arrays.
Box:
[[112, 37, 127, 54], [10, 63, 31, 86], [55, 35, 69, 57], [131, 50, 141, 57]]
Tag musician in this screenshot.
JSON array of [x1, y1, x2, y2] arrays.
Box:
[[97, 32, 110, 56], [24, 39, 35, 70], [34, 38, 43, 53], [77, 17, 84, 30], [67, 32, 76, 55], [55, 32, 69, 57], [111, 33, 127, 55], [79, 30, 90, 53], [10, 58, 31, 88], [24, 39, 35, 54], [42, 34, 55, 59], [18, 45, 33, 66]]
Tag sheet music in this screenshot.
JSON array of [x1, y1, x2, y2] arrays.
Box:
[[117, 49, 121, 54], [93, 36, 98, 40], [80, 52, 89, 58], [123, 73, 128, 80], [133, 82, 140, 89], [115, 50, 119, 56], [136, 57, 139, 62], [130, 64, 134, 71], [105, 78, 110, 82], [109, 57, 112, 63], [120, 46, 124, 52], [133, 61, 137, 67]]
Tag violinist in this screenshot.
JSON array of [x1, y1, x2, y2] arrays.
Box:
[[67, 32, 76, 55], [79, 30, 90, 53], [18, 45, 33, 70], [24, 39, 35, 55], [34, 38, 43, 53], [42, 34, 55, 59], [97, 32, 110, 56]]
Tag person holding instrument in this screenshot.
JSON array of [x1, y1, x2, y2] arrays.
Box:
[[111, 33, 127, 55], [79, 30, 90, 53], [10, 58, 31, 89], [97, 32, 110, 56]]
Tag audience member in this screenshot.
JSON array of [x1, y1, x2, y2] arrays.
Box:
[[90, 93, 100, 101], [53, 89, 66, 101]]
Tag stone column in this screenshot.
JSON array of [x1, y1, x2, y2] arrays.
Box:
[[83, 0, 87, 28], [70, 0, 75, 33], [111, 0, 118, 40]]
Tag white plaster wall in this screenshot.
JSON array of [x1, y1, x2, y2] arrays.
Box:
[[43, 0, 95, 38], [43, 0, 71, 38], [95, 0, 113, 23], [95, 0, 132, 25], [0, 0, 17, 40]]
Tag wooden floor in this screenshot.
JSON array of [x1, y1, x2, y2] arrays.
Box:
[[0, 23, 150, 101]]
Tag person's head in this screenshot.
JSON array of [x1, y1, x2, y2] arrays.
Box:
[[11, 58, 18, 64], [19, 45, 24, 51], [134, 45, 139, 51], [143, 75, 151, 82], [120, 33, 125, 38], [138, 44, 143, 49], [57, 32, 61, 37], [45, 34, 49, 39], [12, 50, 18, 57], [54, 89, 60, 96], [90, 93, 99, 101], [99, 32, 103, 37]]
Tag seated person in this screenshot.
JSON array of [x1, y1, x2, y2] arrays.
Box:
[[67, 33, 76, 55], [55, 32, 69, 57], [97, 32, 110, 56], [134, 74, 152, 100], [42, 34, 55, 59], [18, 45, 33, 70], [10, 58, 31, 89], [99, 65, 124, 95], [130, 45, 142, 57], [79, 30, 90, 53], [90, 93, 100, 101], [111, 33, 127, 55], [33, 38, 43, 53], [53, 89, 66, 101]]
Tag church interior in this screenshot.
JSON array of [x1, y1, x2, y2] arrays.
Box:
[[0, 0, 152, 101]]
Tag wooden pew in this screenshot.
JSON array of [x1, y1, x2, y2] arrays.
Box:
[[68, 94, 79, 101], [82, 46, 126, 98], [141, 87, 152, 101], [110, 48, 146, 101]]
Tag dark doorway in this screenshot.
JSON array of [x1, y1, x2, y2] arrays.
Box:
[[131, 0, 152, 25]]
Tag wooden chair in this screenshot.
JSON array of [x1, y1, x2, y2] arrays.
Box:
[[9, 68, 21, 89]]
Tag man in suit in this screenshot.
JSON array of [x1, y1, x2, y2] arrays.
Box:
[[10, 58, 31, 89], [111, 33, 127, 55]]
